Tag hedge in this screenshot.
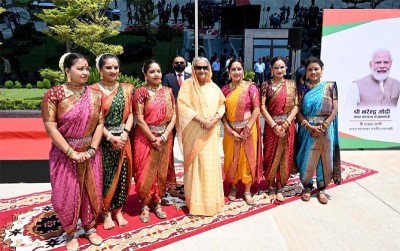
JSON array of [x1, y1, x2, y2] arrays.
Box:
[[0, 99, 42, 110]]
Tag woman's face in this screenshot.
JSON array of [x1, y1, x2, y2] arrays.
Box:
[[66, 58, 89, 85], [271, 59, 286, 79], [194, 59, 209, 83], [145, 63, 162, 85], [100, 58, 119, 83], [229, 62, 244, 83], [306, 62, 323, 83]]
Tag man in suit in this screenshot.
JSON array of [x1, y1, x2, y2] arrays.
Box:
[[162, 55, 191, 199], [162, 55, 192, 100]]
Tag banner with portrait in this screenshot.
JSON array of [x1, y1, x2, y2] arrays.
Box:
[[321, 9, 400, 149]]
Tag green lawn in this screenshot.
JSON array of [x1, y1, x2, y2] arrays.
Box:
[[0, 88, 47, 100]]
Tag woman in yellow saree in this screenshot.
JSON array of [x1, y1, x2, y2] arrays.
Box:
[[177, 57, 226, 216], [221, 59, 262, 205]]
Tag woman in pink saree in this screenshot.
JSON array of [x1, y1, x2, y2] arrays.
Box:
[[261, 56, 298, 203], [133, 60, 176, 223], [41, 53, 104, 251], [221, 59, 262, 205]]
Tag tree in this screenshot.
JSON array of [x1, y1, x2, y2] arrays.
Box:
[[36, 0, 123, 55], [342, 0, 385, 9]]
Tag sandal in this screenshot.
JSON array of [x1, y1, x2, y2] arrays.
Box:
[[65, 232, 79, 251], [153, 204, 167, 219], [334, 179, 341, 185], [140, 205, 150, 223], [85, 228, 103, 246], [228, 186, 237, 201], [301, 187, 312, 202], [317, 190, 328, 205], [268, 186, 276, 200], [276, 192, 285, 203], [243, 191, 255, 206]]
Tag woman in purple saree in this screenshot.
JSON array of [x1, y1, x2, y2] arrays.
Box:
[[41, 53, 104, 251]]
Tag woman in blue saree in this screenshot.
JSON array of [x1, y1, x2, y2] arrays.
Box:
[[296, 57, 341, 204]]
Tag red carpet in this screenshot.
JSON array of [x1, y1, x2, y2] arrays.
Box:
[[0, 118, 51, 160], [0, 161, 377, 251]]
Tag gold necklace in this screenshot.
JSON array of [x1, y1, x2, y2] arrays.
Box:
[[229, 81, 242, 91], [65, 83, 85, 98], [271, 79, 284, 92], [146, 83, 161, 92], [306, 81, 319, 89], [101, 81, 118, 92]]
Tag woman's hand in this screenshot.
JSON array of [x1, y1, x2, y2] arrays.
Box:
[[201, 118, 217, 130], [231, 130, 243, 141], [151, 137, 163, 150], [111, 135, 126, 150], [308, 125, 324, 138], [70, 151, 89, 163], [274, 125, 286, 138], [239, 126, 251, 141]]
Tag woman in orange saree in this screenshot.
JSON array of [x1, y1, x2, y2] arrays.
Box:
[[261, 56, 298, 203], [221, 59, 262, 205], [41, 53, 104, 251], [177, 57, 226, 216], [92, 54, 134, 229], [133, 60, 176, 223]]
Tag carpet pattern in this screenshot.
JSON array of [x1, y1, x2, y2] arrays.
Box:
[[0, 161, 377, 251]]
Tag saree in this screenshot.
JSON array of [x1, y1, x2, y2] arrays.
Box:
[[92, 83, 134, 213], [221, 81, 262, 185], [41, 85, 103, 234], [133, 86, 175, 205], [296, 81, 341, 189], [262, 80, 297, 189], [177, 78, 226, 216]]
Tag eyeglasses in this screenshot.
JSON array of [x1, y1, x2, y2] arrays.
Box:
[[194, 66, 209, 71], [174, 61, 185, 65]]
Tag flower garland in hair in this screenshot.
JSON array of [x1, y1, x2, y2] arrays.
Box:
[[95, 54, 107, 72], [58, 52, 71, 74]]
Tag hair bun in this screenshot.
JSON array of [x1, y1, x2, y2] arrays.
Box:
[[59, 53, 71, 74]]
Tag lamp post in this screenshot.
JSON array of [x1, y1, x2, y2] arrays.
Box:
[[194, 0, 198, 58]]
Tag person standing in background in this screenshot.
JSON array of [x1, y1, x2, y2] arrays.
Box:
[[254, 57, 265, 87]]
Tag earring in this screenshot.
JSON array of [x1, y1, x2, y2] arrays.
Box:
[[67, 74, 71, 82], [271, 73, 274, 77], [100, 73, 103, 80]]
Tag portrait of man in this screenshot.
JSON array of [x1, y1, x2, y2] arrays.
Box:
[[347, 48, 400, 107]]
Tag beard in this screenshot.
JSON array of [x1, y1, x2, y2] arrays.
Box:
[[371, 69, 389, 81]]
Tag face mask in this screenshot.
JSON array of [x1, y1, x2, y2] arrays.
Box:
[[174, 64, 186, 72]]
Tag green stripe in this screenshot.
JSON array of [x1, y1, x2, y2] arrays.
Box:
[[323, 21, 370, 36], [340, 136, 400, 149]]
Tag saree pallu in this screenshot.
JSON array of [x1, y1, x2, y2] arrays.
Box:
[[41, 85, 103, 234], [221, 82, 262, 185], [177, 78, 226, 216], [296, 81, 341, 189], [133, 86, 175, 205], [262, 80, 297, 189], [94, 83, 134, 213]]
